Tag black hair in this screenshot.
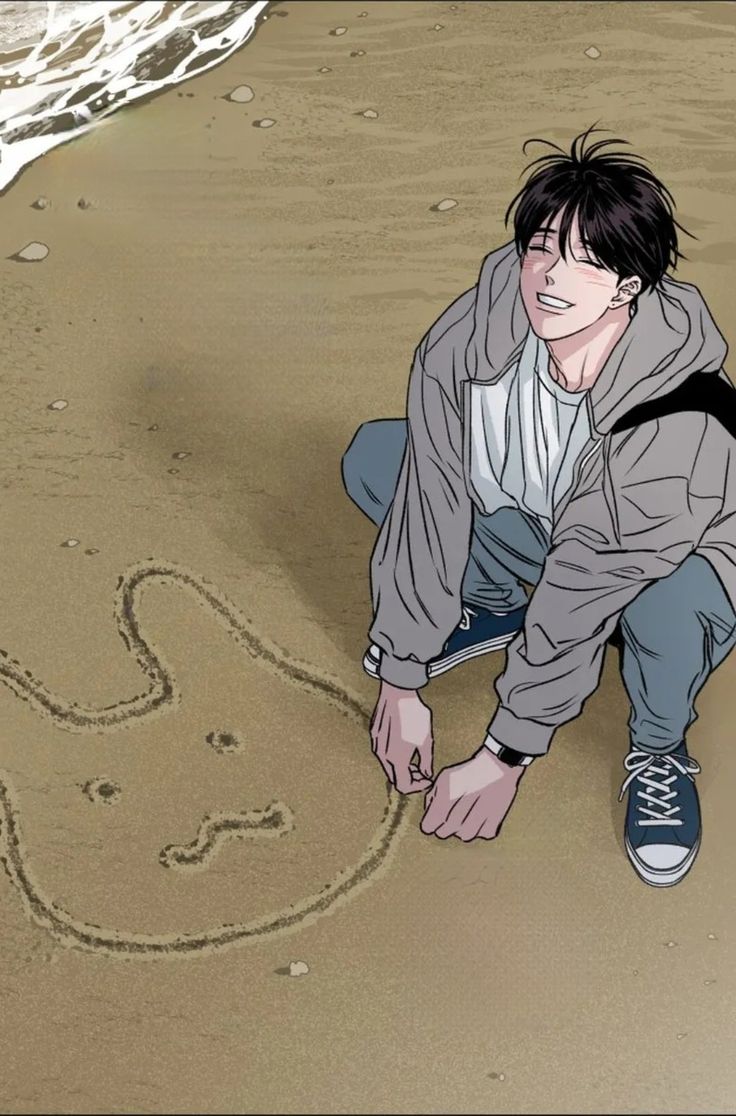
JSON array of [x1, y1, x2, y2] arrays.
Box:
[[503, 123, 695, 294]]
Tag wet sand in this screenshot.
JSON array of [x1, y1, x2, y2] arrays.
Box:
[[0, 2, 735, 1112]]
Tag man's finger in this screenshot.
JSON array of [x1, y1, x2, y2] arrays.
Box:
[[415, 739, 434, 780], [456, 800, 494, 842], [477, 815, 500, 840], [373, 747, 397, 787], [395, 764, 432, 795], [433, 794, 478, 840], [420, 780, 452, 833]]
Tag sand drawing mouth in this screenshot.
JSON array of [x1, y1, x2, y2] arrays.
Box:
[[159, 801, 295, 870], [0, 559, 410, 958]]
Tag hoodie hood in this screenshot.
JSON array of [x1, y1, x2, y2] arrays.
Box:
[[464, 240, 729, 436]]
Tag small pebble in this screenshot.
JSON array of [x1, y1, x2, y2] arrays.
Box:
[[361, 108, 379, 119], [433, 23, 444, 30], [85, 548, 99, 555], [331, 26, 348, 36], [487, 1071, 505, 1081], [77, 197, 93, 209], [47, 399, 68, 411], [677, 1033, 687, 1040], [61, 538, 80, 548], [434, 197, 458, 211], [707, 933, 717, 940], [326, 178, 334, 184], [318, 66, 332, 73], [350, 50, 366, 56], [584, 45, 601, 59], [31, 196, 49, 209], [227, 84, 254, 103], [168, 468, 180, 475], [172, 451, 190, 460], [704, 979, 716, 985], [289, 960, 309, 976], [358, 9, 368, 15], [666, 941, 677, 948], [13, 241, 49, 262], [450, 4, 458, 9], [253, 118, 276, 128], [148, 423, 159, 431]]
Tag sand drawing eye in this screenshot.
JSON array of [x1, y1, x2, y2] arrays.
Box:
[[82, 777, 122, 806], [206, 729, 244, 755]]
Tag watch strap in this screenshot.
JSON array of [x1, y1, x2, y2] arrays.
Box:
[[483, 732, 535, 767]]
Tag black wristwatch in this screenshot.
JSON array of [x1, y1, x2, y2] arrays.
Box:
[[483, 733, 535, 767]]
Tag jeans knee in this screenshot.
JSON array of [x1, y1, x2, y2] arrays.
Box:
[[621, 565, 725, 659], [621, 572, 682, 648], [341, 423, 368, 496]]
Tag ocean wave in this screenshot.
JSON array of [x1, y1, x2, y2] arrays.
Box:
[[0, 0, 271, 193]]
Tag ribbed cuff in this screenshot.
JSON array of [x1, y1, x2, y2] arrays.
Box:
[[378, 653, 430, 690], [485, 705, 555, 757]]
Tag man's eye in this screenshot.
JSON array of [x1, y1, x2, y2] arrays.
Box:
[[529, 245, 551, 254], [580, 257, 603, 268]]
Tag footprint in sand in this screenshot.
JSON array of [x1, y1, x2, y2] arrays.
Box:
[[0, 560, 409, 958]]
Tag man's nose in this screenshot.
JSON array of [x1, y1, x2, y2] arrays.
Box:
[[544, 255, 564, 284]]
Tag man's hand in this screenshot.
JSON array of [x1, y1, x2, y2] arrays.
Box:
[[420, 745, 526, 841], [369, 681, 434, 794]]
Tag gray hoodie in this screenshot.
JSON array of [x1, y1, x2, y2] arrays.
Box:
[[368, 241, 735, 755]]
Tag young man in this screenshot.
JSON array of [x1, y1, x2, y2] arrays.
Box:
[[341, 126, 736, 888]]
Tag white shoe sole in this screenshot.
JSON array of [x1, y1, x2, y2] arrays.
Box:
[[624, 833, 701, 887], [362, 630, 519, 680]]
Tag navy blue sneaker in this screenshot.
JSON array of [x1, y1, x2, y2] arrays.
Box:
[[362, 603, 527, 680], [619, 741, 702, 888]]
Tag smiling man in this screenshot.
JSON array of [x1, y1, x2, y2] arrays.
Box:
[[341, 125, 736, 888]]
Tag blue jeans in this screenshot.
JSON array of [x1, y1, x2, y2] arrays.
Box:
[[342, 418, 736, 754]]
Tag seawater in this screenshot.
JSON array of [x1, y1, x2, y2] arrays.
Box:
[[0, 1, 271, 192]]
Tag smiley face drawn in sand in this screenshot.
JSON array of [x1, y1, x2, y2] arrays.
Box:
[[0, 561, 410, 958]]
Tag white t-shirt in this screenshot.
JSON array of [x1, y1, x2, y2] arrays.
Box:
[[466, 328, 592, 528]]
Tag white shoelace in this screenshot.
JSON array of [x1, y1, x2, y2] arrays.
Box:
[[618, 749, 701, 827], [458, 606, 477, 631]]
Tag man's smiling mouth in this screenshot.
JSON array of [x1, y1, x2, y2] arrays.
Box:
[[537, 292, 574, 310]]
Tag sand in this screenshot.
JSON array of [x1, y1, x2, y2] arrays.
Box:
[[0, 1, 735, 1112]]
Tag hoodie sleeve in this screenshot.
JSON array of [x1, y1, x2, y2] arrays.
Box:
[[368, 291, 476, 690], [486, 412, 728, 755]]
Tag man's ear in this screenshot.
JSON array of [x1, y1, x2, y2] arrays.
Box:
[[610, 276, 642, 309]]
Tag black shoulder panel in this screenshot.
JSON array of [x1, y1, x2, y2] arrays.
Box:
[[610, 372, 736, 440]]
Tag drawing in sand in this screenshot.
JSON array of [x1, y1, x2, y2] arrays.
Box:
[[0, 560, 409, 957]]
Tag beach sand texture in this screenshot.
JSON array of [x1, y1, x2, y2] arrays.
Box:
[[0, 2, 735, 1112]]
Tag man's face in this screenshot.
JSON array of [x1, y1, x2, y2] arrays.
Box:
[[519, 208, 640, 340]]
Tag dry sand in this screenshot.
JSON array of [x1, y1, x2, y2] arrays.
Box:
[[0, 1, 735, 1112]]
